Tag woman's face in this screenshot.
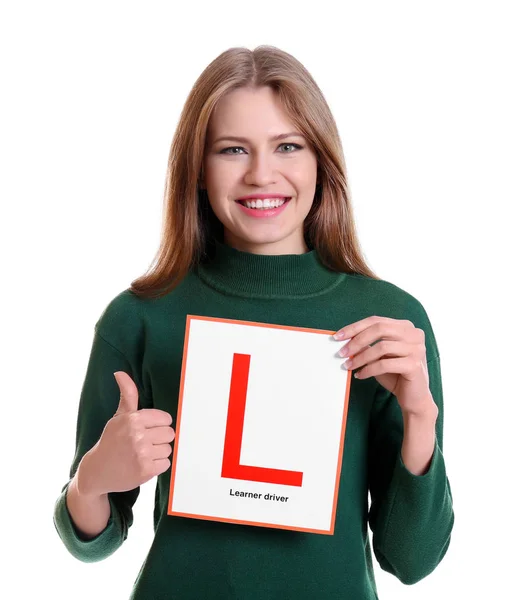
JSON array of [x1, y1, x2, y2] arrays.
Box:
[[203, 86, 319, 255]]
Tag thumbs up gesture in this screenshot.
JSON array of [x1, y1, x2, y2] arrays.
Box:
[[76, 371, 176, 496]]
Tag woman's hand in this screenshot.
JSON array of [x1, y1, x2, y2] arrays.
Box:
[[76, 371, 176, 497], [334, 316, 437, 418]]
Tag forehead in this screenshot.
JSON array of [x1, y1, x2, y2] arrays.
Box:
[[208, 87, 297, 139]]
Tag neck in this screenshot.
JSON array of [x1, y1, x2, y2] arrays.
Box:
[[196, 237, 346, 300]]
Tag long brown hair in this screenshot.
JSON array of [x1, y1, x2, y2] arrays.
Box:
[[130, 45, 381, 300]]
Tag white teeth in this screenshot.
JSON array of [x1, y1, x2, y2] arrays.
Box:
[[240, 198, 289, 209]]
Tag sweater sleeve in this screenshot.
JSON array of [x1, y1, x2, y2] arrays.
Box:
[[53, 327, 150, 563], [367, 351, 454, 585]]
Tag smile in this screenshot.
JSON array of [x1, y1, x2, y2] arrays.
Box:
[[236, 197, 291, 218]]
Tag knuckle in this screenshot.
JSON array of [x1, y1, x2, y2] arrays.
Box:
[[139, 442, 148, 456], [128, 417, 141, 433], [130, 412, 142, 425], [136, 442, 148, 461], [380, 340, 390, 353], [133, 430, 145, 445]]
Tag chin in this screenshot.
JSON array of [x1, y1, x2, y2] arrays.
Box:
[[227, 227, 306, 253]]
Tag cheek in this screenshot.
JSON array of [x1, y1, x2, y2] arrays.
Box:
[[205, 165, 238, 195], [290, 161, 318, 186]]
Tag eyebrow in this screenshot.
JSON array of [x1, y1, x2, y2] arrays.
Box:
[[212, 132, 305, 144]]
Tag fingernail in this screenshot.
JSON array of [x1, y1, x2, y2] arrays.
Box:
[[334, 331, 344, 339]]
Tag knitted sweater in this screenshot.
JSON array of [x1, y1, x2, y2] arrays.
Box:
[[53, 238, 454, 599]]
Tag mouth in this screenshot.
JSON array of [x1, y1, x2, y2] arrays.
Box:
[[235, 197, 292, 218], [235, 197, 291, 210]]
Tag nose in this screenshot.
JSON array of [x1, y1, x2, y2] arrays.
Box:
[[244, 153, 278, 187]]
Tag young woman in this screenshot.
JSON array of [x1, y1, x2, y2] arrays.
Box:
[[53, 45, 454, 599]]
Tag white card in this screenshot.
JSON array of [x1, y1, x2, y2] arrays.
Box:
[[167, 315, 352, 534]]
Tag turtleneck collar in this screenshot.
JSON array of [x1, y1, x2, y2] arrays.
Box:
[[196, 238, 346, 299]]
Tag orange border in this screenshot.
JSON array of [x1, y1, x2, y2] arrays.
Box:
[[167, 315, 352, 535]]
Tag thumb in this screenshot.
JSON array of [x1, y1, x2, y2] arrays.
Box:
[[113, 371, 139, 415]]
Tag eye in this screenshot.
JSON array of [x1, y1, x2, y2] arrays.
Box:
[[219, 143, 303, 155]]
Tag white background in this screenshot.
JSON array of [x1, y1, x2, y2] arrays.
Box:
[[2, 1, 527, 598]]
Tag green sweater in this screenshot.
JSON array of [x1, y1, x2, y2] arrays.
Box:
[[53, 238, 454, 599]]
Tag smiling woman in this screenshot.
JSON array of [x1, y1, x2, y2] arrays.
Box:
[[52, 44, 454, 600]]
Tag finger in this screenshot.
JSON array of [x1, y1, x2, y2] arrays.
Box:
[[150, 443, 173, 460], [146, 426, 176, 444], [355, 356, 409, 378], [333, 315, 389, 340], [113, 371, 139, 414], [344, 340, 407, 369], [139, 409, 174, 429], [337, 321, 403, 358]]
